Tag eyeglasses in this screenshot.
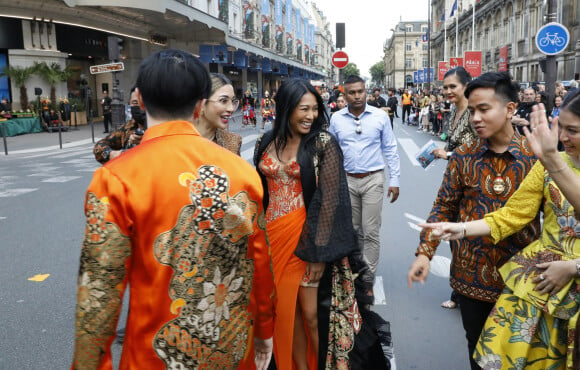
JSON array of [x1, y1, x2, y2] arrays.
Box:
[[354, 117, 362, 134], [208, 97, 240, 111]]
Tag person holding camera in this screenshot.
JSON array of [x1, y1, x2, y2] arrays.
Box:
[[93, 87, 146, 164]]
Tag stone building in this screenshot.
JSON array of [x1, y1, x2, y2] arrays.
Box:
[[384, 21, 430, 89], [0, 0, 333, 111], [430, 0, 580, 83]]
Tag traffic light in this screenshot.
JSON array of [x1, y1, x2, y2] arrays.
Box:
[[107, 36, 124, 61]]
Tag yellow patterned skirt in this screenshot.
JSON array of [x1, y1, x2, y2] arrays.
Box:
[[474, 243, 580, 369]]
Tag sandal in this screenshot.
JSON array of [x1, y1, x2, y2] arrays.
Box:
[[441, 299, 457, 309]]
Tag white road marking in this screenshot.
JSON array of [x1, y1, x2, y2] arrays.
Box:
[[41, 176, 81, 183], [0, 188, 38, 197], [430, 256, 451, 278], [0, 216, 6, 220], [397, 138, 421, 166], [76, 168, 99, 173], [60, 158, 93, 164], [407, 222, 422, 232], [373, 275, 387, 305], [404, 212, 425, 224]]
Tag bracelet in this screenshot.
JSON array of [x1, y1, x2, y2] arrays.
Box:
[[547, 164, 568, 174], [461, 222, 467, 238]]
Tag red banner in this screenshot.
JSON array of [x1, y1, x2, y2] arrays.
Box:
[[450, 57, 464, 68], [438, 61, 450, 80], [464, 51, 482, 77], [498, 46, 508, 72]]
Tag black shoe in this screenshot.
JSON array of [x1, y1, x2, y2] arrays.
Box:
[[103, 131, 109, 134]]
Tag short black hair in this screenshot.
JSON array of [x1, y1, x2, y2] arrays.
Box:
[[388, 88, 395, 93], [344, 75, 365, 86], [562, 88, 580, 118], [373, 87, 381, 93], [136, 49, 211, 120], [464, 71, 519, 103]]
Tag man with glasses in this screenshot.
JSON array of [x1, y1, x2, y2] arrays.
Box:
[[72, 49, 275, 370], [329, 74, 401, 294]]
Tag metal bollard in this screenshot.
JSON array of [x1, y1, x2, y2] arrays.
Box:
[[1, 120, 7, 155]]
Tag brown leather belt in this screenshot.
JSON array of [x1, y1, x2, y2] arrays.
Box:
[[346, 170, 381, 179]]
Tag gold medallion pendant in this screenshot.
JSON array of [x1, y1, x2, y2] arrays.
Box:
[[492, 176, 506, 194]]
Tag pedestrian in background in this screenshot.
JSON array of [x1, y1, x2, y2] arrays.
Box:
[[329, 74, 401, 289], [72, 49, 275, 370], [101, 90, 112, 133], [93, 87, 146, 164], [194, 73, 242, 155]]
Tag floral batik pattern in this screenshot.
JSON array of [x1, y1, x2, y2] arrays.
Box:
[[474, 162, 580, 369], [153, 165, 258, 369], [326, 257, 362, 370], [74, 192, 131, 369]]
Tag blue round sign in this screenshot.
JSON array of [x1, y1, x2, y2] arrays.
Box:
[[535, 22, 570, 55]]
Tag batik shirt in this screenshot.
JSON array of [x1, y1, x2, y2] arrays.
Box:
[[416, 132, 540, 302], [93, 119, 141, 164], [72, 121, 275, 370]]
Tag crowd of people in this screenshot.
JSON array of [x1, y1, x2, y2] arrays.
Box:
[[72, 48, 579, 370]]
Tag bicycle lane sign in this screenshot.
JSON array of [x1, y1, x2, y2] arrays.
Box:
[[535, 22, 570, 55]]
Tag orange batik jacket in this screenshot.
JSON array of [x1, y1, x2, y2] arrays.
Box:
[[72, 121, 275, 370]]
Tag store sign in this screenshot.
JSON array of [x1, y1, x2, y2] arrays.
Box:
[[464, 51, 482, 77], [90, 62, 125, 74]]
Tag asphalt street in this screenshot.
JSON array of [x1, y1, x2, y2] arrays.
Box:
[[0, 111, 470, 369]]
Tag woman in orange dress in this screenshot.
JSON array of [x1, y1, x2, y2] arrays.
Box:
[[254, 79, 386, 369]]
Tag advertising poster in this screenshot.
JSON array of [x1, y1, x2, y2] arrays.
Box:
[[499, 46, 508, 72], [285, 0, 293, 54], [261, 0, 270, 47], [450, 57, 464, 68], [438, 61, 450, 80], [243, 1, 255, 38], [275, 0, 283, 52], [464, 51, 482, 77]]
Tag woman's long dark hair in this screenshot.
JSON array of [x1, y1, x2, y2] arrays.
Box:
[[271, 78, 329, 158]]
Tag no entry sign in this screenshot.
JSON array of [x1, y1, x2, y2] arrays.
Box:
[[332, 51, 349, 69]]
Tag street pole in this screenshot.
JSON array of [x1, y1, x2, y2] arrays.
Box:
[[427, 0, 431, 91], [545, 0, 557, 113], [403, 27, 407, 88]]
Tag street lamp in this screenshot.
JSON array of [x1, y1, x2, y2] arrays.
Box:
[[389, 29, 396, 88], [390, 25, 406, 89]]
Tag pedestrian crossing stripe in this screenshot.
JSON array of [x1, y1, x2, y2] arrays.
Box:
[[41, 176, 81, 183], [0, 188, 38, 197]]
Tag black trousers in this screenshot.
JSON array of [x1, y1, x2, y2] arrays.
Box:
[[388, 114, 394, 129], [402, 104, 411, 122], [456, 293, 495, 370], [103, 113, 112, 132]]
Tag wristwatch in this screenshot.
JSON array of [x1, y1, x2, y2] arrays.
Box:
[[102, 148, 112, 162]]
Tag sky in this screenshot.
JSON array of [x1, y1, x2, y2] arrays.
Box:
[[311, 0, 429, 79]]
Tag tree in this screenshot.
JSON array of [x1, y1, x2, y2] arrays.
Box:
[[369, 61, 385, 86], [34, 62, 73, 105], [0, 65, 36, 110], [341, 63, 360, 79]]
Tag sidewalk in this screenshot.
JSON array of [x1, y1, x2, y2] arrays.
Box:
[[1, 120, 107, 155], [1, 111, 253, 155]]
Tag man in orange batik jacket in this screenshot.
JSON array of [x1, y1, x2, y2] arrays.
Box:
[[71, 49, 275, 370]]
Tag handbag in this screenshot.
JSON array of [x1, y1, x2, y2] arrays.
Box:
[[440, 132, 448, 141]]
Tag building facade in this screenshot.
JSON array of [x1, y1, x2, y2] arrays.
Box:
[[430, 0, 580, 83], [384, 21, 430, 89], [0, 0, 333, 111]]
